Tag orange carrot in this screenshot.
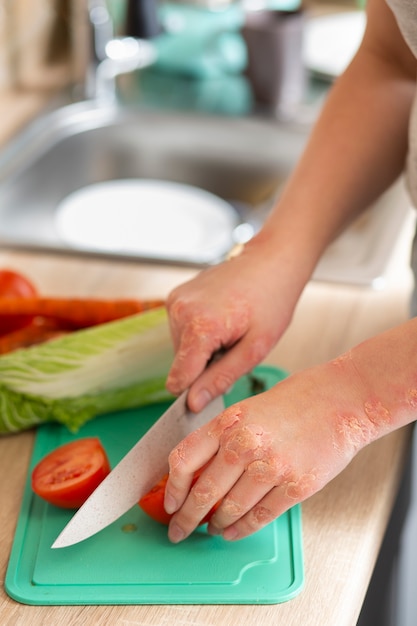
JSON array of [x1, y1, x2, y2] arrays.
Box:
[[0, 297, 165, 330], [0, 319, 69, 354]]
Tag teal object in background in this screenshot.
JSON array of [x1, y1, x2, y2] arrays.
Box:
[[110, 0, 304, 114], [155, 3, 247, 78], [267, 0, 302, 8], [6, 365, 304, 606], [111, 1, 303, 80], [123, 67, 254, 116]]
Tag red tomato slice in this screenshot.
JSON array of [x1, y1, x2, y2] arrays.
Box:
[[138, 465, 220, 526], [0, 269, 38, 336], [31, 438, 111, 509]]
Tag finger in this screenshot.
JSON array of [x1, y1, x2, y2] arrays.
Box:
[[166, 323, 223, 396], [164, 423, 220, 515], [219, 487, 291, 541], [165, 402, 250, 539], [207, 455, 292, 532], [166, 402, 275, 542], [167, 457, 243, 543], [218, 469, 324, 541], [186, 332, 270, 413], [166, 292, 253, 400]]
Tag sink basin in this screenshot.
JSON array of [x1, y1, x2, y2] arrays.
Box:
[[0, 100, 411, 286]]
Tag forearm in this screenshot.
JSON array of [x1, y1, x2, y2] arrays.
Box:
[[280, 52, 412, 229], [320, 316, 417, 450], [246, 0, 416, 284]]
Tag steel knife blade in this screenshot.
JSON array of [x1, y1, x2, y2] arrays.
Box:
[[51, 392, 225, 548]]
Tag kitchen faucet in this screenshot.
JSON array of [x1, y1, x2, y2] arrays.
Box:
[[86, 0, 158, 102]]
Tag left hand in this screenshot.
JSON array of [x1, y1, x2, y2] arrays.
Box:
[[164, 358, 369, 543]]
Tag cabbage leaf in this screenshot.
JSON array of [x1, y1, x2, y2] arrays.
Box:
[[0, 307, 174, 434]]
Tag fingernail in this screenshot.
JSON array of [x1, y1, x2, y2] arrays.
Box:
[[169, 523, 185, 543], [164, 492, 177, 515], [193, 389, 212, 412], [223, 526, 239, 541]]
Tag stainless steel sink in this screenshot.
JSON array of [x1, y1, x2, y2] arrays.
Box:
[[0, 99, 411, 286]]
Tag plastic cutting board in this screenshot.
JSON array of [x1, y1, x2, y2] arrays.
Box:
[[5, 365, 304, 605]]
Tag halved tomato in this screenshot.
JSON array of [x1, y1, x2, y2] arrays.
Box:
[[138, 464, 220, 526], [0, 269, 38, 336], [31, 438, 111, 509]]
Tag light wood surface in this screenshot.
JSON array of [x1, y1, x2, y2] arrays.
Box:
[[0, 217, 414, 625]]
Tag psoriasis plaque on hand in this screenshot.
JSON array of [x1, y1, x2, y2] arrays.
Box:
[[207, 406, 243, 439], [329, 352, 394, 451], [208, 404, 274, 464], [168, 429, 202, 470], [192, 476, 220, 509], [247, 457, 291, 484], [333, 412, 378, 453], [364, 399, 391, 427], [221, 423, 273, 465]]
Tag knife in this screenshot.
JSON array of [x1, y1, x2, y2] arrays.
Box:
[[51, 391, 225, 548]]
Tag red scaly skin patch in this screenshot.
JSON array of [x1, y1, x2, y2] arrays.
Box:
[[364, 399, 391, 428], [333, 411, 378, 453], [167, 294, 250, 392], [192, 476, 220, 509], [252, 505, 276, 526], [221, 497, 244, 519], [207, 406, 243, 439], [221, 424, 272, 465], [168, 430, 202, 470], [246, 457, 292, 485], [285, 472, 320, 500], [328, 352, 393, 454]]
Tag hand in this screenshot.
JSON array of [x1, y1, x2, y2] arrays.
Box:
[[166, 242, 305, 413], [164, 357, 372, 543]]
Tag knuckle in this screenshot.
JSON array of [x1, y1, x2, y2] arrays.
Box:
[[284, 471, 320, 500], [232, 500, 280, 538], [221, 496, 245, 520], [191, 477, 220, 509], [251, 503, 276, 526], [207, 404, 243, 440], [166, 289, 185, 313], [237, 504, 276, 536], [173, 500, 204, 530]]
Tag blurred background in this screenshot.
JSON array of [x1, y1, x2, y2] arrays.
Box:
[[0, 0, 366, 119]]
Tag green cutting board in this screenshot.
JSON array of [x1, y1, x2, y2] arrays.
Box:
[[5, 365, 304, 605]]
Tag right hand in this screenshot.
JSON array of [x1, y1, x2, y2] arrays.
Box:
[[165, 240, 307, 413]]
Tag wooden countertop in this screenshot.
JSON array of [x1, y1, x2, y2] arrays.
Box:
[[0, 221, 414, 624]]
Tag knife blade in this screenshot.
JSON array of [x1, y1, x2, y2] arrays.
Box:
[[51, 392, 225, 548]]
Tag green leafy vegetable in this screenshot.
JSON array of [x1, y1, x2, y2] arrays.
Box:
[[0, 306, 174, 434]]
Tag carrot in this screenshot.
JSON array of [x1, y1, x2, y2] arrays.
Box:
[[0, 297, 165, 330], [0, 318, 69, 355]]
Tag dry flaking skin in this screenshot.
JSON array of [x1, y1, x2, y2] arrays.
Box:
[[328, 351, 394, 454], [201, 389, 340, 536], [166, 292, 251, 395], [168, 429, 202, 471], [246, 457, 292, 484], [165, 313, 417, 543], [221, 423, 273, 465], [191, 476, 221, 509]]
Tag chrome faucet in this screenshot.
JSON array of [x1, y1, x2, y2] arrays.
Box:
[[86, 0, 158, 103]]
